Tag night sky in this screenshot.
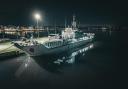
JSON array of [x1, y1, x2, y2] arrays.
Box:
[[0, 0, 128, 26]]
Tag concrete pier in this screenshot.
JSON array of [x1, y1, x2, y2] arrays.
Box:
[[0, 41, 24, 59], [0, 37, 49, 59]]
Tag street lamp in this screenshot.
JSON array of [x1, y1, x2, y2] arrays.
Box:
[[34, 13, 41, 29], [34, 13, 41, 38]]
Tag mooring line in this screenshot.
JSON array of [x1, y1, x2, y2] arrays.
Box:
[[0, 44, 14, 54]]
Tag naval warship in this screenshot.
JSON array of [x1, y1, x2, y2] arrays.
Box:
[[13, 15, 95, 56]]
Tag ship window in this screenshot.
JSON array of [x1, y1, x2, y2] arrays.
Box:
[[51, 42, 53, 47], [55, 42, 56, 46], [54, 42, 55, 47], [52, 42, 54, 47], [59, 41, 60, 46], [57, 42, 59, 46], [60, 42, 62, 46], [50, 42, 52, 47], [49, 42, 51, 47], [56, 42, 57, 46], [29, 48, 34, 53], [55, 42, 57, 46], [48, 43, 50, 47], [58, 42, 59, 46], [46, 43, 48, 47], [50, 42, 52, 48]]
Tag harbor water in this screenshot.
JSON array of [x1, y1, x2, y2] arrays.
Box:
[[0, 30, 127, 89]]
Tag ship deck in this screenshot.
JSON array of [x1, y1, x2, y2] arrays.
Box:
[[34, 37, 49, 43], [34, 37, 62, 44]]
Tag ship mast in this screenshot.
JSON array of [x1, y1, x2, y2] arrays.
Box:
[[72, 15, 77, 30], [46, 27, 49, 36], [65, 17, 67, 28], [54, 20, 57, 34]]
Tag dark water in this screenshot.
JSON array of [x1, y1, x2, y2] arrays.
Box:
[[0, 31, 127, 89]]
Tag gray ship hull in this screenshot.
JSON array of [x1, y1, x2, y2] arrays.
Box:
[[14, 39, 92, 56]]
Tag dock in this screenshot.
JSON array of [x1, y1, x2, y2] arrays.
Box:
[[0, 41, 24, 59], [0, 37, 49, 59]]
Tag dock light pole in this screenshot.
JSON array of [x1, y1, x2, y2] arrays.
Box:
[[34, 13, 41, 38]]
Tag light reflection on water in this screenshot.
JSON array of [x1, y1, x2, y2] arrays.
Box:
[[65, 44, 94, 64], [14, 43, 94, 81]]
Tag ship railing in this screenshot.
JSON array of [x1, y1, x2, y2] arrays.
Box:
[[43, 40, 63, 49], [18, 40, 39, 46]]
